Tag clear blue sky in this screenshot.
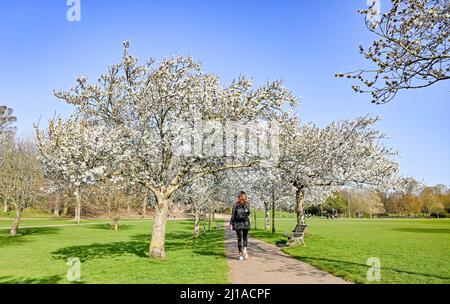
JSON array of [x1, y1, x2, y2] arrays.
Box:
[[1, 0, 449, 185]]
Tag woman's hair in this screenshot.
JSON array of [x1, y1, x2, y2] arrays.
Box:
[[237, 191, 248, 205]]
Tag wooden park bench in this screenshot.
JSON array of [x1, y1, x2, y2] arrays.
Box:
[[283, 224, 307, 247]]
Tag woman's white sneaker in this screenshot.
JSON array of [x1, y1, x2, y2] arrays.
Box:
[[243, 248, 249, 260]]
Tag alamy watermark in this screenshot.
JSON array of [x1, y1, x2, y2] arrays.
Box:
[[66, 0, 81, 22], [66, 257, 81, 282], [366, 257, 381, 282], [172, 119, 280, 165]]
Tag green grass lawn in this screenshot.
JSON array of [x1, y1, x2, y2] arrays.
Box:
[[2, 211, 449, 284], [0, 217, 152, 229], [251, 216, 450, 284], [254, 210, 296, 218], [0, 217, 113, 228], [0, 219, 229, 284], [1, 209, 54, 218]]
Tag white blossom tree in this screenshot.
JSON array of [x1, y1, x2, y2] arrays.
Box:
[[173, 176, 221, 237], [0, 105, 16, 133], [337, 0, 450, 104], [48, 42, 297, 258], [218, 167, 281, 230], [88, 178, 135, 230], [36, 117, 124, 224], [279, 116, 399, 226]]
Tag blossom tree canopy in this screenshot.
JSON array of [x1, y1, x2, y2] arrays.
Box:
[[173, 174, 224, 237], [36, 117, 126, 223], [337, 0, 450, 104], [50, 41, 298, 258], [0, 105, 16, 133], [279, 116, 400, 225]]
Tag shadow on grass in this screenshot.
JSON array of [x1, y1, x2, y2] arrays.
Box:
[[168, 230, 226, 258], [292, 256, 450, 281], [87, 223, 133, 231], [0, 235, 30, 247], [17, 227, 60, 236], [0, 227, 60, 247], [392, 228, 450, 234], [250, 230, 288, 247], [52, 229, 225, 262], [174, 220, 224, 229], [275, 240, 288, 248], [0, 275, 62, 284]]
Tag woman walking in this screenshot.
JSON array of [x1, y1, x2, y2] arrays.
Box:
[[229, 191, 251, 261]]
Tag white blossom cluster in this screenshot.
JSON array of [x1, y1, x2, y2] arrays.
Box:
[[277, 115, 399, 224], [279, 116, 399, 190], [38, 42, 297, 257], [337, 0, 449, 104], [36, 118, 119, 189], [49, 42, 297, 203], [35, 41, 403, 255]]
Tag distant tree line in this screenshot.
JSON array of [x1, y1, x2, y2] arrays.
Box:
[[309, 179, 450, 218]]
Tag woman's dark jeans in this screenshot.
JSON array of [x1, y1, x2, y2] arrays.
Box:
[[235, 229, 249, 253]]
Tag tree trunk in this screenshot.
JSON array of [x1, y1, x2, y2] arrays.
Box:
[[127, 202, 131, 214], [271, 189, 276, 233], [3, 197, 8, 213], [113, 219, 119, 231], [253, 208, 257, 230], [208, 212, 212, 231], [347, 191, 351, 218], [62, 200, 69, 217], [53, 192, 60, 217], [193, 206, 201, 237], [294, 182, 306, 225], [74, 188, 82, 224], [141, 197, 147, 219], [203, 212, 207, 233], [9, 209, 22, 237], [149, 193, 170, 258], [264, 201, 270, 231]]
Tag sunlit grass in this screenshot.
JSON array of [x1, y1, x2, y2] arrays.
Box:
[[0, 219, 228, 284], [251, 217, 450, 284]]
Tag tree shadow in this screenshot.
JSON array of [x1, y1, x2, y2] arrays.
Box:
[[173, 219, 223, 226], [0, 275, 62, 284], [294, 256, 450, 281], [0, 227, 60, 247], [192, 249, 226, 258], [0, 235, 30, 247], [17, 227, 60, 236], [141, 230, 226, 257], [52, 239, 148, 262], [87, 223, 133, 231], [275, 240, 288, 248], [171, 221, 196, 228], [52, 229, 226, 262], [392, 228, 450, 234], [250, 230, 287, 246], [168, 230, 226, 258]]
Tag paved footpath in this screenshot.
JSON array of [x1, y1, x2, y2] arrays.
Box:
[[225, 229, 351, 284]]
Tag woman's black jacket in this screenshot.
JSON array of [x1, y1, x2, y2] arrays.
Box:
[[230, 203, 251, 230]]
